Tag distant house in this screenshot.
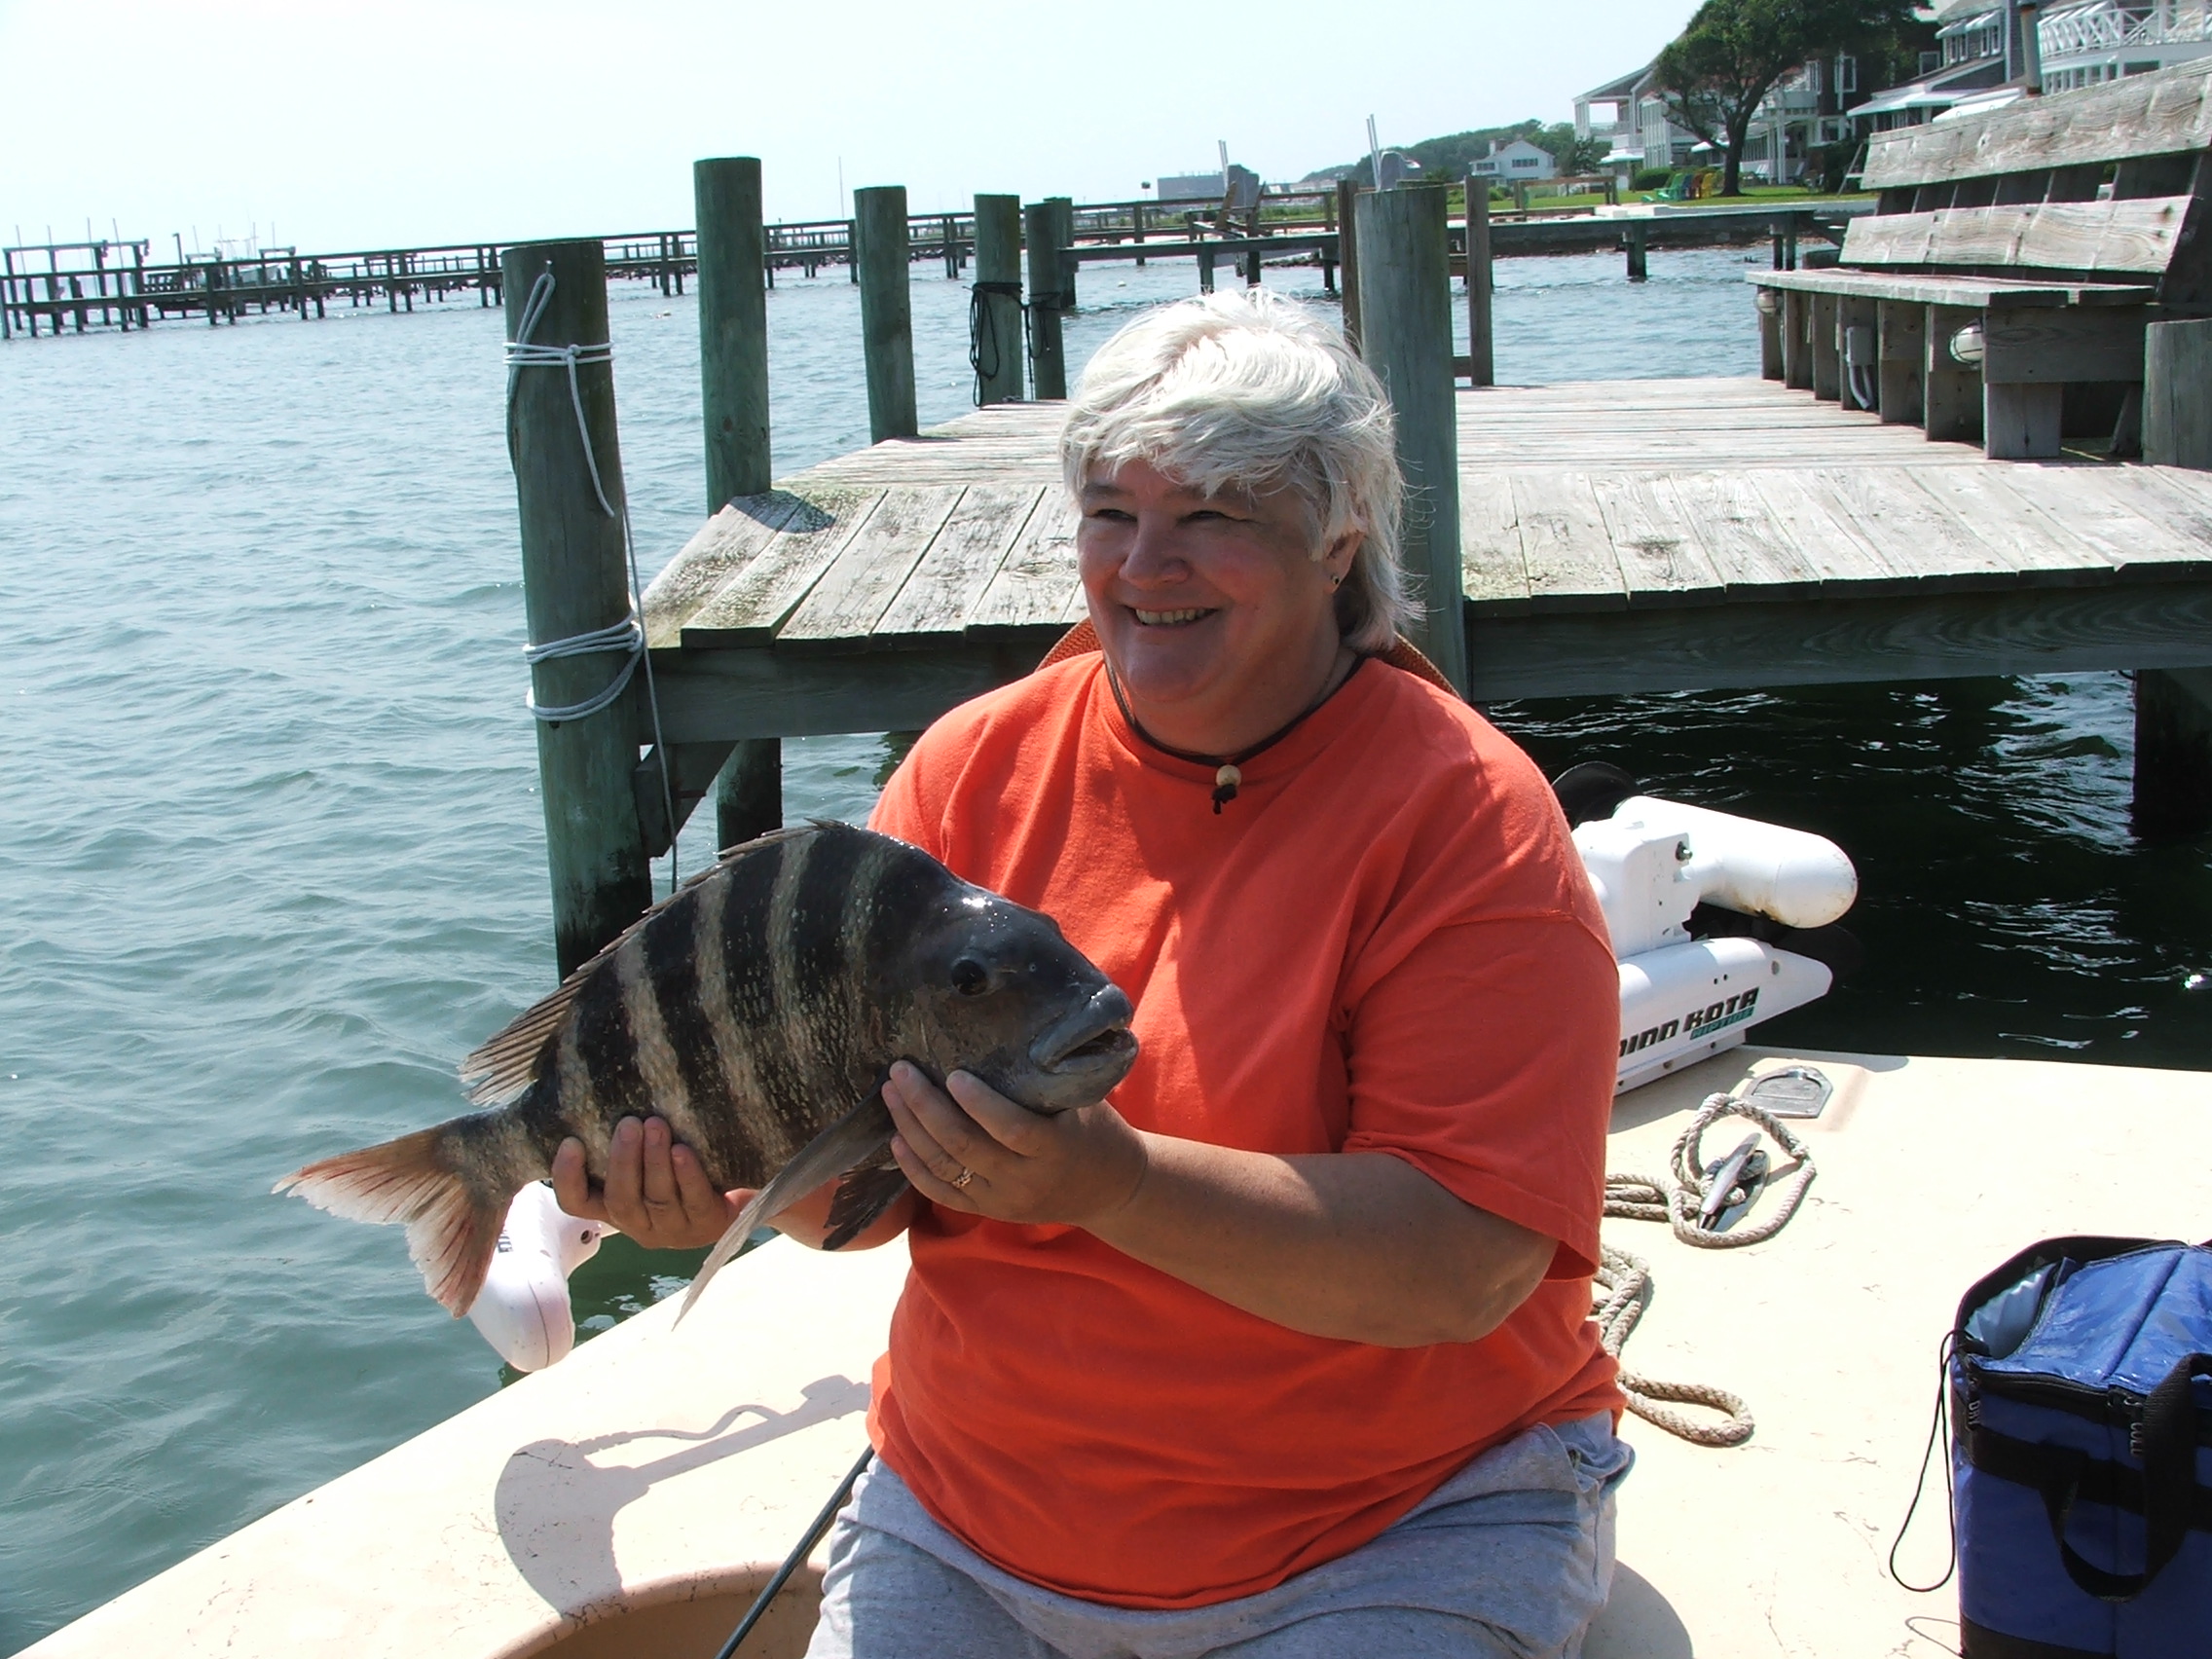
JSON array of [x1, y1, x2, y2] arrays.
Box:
[[1843, 0, 2207, 132], [1579, 45, 1913, 181], [1469, 137, 1559, 180], [1154, 164, 1260, 207]]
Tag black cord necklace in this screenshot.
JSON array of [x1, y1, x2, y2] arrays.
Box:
[[1103, 652, 1364, 813]]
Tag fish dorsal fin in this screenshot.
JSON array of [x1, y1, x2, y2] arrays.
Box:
[[459, 824, 830, 1107]]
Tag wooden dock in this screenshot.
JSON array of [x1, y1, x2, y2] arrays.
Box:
[[2, 199, 1862, 339], [640, 377, 2212, 764]]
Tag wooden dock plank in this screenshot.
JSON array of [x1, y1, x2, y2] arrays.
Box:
[[967, 493, 1080, 637], [1989, 464, 2212, 579], [777, 484, 968, 650], [1903, 467, 2116, 587], [679, 484, 882, 646], [1669, 472, 1824, 599], [1814, 468, 2022, 591], [1459, 474, 1531, 608], [641, 493, 805, 648], [1587, 474, 1726, 607], [1742, 471, 1913, 594], [627, 382, 2212, 709], [1512, 472, 1628, 610], [875, 483, 1049, 642]]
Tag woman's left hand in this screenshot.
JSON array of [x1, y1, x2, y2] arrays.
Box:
[[884, 1061, 1149, 1229]]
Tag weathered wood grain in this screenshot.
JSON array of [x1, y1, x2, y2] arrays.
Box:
[[777, 483, 965, 649], [874, 483, 1047, 641], [641, 492, 805, 647], [1511, 472, 1626, 610], [1744, 470, 1910, 593], [967, 492, 1081, 635], [1861, 59, 2212, 191], [1751, 270, 2155, 309], [1458, 473, 1530, 608], [1979, 306, 2150, 386], [1817, 468, 2014, 589], [1464, 575, 2212, 700], [1588, 474, 1724, 606], [1997, 464, 2212, 578], [651, 643, 1045, 743], [1839, 198, 2190, 277], [679, 484, 880, 646], [1671, 471, 1822, 598], [1905, 467, 2111, 584]]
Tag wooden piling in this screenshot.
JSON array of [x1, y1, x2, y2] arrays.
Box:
[[2144, 316, 2212, 468], [1336, 179, 1362, 350], [1811, 292, 1841, 400], [1876, 300, 1924, 424], [854, 185, 918, 442], [696, 157, 771, 505], [1463, 178, 1493, 388], [973, 194, 1025, 405], [1352, 184, 1468, 696], [1023, 202, 1068, 399], [2135, 668, 2212, 837], [716, 739, 784, 851], [501, 239, 652, 975], [1047, 198, 1077, 309], [1625, 222, 1648, 282]]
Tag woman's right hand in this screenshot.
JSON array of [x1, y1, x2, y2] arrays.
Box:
[[551, 1115, 752, 1251]]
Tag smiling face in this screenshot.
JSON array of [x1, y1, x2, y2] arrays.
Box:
[[1077, 459, 1357, 756]]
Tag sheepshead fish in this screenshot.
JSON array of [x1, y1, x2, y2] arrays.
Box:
[[276, 822, 1137, 1318]]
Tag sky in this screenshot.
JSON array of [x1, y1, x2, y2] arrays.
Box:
[[0, 0, 1698, 256]]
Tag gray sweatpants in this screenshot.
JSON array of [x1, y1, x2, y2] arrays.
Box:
[[804, 1413, 1631, 1659]]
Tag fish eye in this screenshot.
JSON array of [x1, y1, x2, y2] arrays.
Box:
[[950, 957, 990, 997]]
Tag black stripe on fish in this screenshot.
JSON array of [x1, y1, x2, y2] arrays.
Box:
[[789, 825, 872, 1097], [570, 942, 653, 1125], [638, 886, 737, 1165], [725, 830, 809, 1164]]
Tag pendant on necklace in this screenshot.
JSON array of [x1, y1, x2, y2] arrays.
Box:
[[1211, 763, 1242, 814]]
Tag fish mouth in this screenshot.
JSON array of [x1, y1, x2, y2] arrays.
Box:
[[1031, 985, 1137, 1074]]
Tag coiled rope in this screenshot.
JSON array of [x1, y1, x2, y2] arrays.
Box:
[[504, 265, 680, 892], [1596, 1090, 1820, 1448], [968, 280, 1022, 405]]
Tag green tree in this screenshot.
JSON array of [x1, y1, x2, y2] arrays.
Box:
[[1654, 0, 1916, 197]]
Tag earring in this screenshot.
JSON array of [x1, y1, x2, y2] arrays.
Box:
[[1329, 571, 1345, 589]]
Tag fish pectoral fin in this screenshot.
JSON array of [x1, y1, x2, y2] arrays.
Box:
[[674, 1094, 895, 1323], [822, 1159, 912, 1252]]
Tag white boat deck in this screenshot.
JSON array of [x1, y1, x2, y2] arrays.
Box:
[[23, 1047, 2211, 1658]]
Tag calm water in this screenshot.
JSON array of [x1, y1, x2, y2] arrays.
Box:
[[2, 246, 2206, 1650]]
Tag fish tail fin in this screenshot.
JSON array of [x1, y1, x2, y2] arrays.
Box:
[[275, 1119, 517, 1317]]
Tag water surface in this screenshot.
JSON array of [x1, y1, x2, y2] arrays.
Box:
[[2, 244, 2204, 1651]]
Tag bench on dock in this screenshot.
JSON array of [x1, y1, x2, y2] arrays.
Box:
[[1751, 59, 2212, 459]]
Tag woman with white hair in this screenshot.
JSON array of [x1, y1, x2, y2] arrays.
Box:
[[560, 288, 1627, 1656]]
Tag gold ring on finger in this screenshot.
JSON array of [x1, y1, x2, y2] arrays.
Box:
[[952, 1166, 975, 1190]]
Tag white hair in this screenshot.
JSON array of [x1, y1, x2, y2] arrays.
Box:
[[1058, 289, 1415, 655]]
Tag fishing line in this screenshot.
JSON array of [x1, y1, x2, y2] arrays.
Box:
[[504, 265, 681, 894]]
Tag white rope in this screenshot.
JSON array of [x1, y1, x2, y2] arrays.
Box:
[[1598, 1088, 1821, 1448], [504, 264, 679, 892]]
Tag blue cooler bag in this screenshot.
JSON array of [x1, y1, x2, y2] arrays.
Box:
[[1951, 1235, 2212, 1657]]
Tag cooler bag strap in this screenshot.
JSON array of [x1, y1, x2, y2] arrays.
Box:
[[1983, 1352, 2212, 1603]]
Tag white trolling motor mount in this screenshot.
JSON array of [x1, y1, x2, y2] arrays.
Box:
[[1555, 763, 1860, 1094], [467, 768, 1860, 1372]]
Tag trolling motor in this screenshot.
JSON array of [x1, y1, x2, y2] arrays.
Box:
[[1554, 763, 1861, 1093], [465, 1182, 611, 1371]]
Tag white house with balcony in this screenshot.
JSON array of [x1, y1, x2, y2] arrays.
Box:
[[1575, 58, 1843, 185], [2038, 0, 2212, 92], [1853, 0, 2212, 131]]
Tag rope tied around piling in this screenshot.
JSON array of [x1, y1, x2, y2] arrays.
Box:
[[968, 280, 1023, 405], [1596, 1088, 1821, 1449], [504, 263, 680, 891]]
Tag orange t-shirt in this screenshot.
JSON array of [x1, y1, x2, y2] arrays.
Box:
[[866, 649, 1622, 1609]]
